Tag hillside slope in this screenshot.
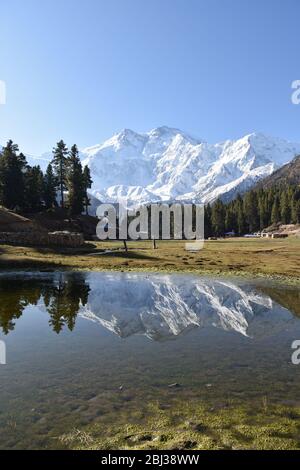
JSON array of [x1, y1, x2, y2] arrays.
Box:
[[0, 207, 42, 232], [255, 154, 300, 189], [0, 207, 97, 239]]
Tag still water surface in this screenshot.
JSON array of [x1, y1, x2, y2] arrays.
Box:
[[0, 271, 299, 449]]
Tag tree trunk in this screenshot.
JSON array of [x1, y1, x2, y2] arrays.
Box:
[[123, 240, 128, 252]]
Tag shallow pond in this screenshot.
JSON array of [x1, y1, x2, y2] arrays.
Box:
[[0, 271, 300, 449]]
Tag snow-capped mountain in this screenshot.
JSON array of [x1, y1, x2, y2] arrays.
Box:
[[78, 273, 296, 341], [80, 127, 300, 206], [2, 127, 300, 206]]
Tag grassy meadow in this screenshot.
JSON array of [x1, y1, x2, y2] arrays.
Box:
[[0, 237, 299, 283]]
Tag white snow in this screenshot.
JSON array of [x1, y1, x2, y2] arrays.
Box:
[[80, 127, 300, 206], [2, 127, 300, 206]]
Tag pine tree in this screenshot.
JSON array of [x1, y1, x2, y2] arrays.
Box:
[[211, 199, 225, 236], [280, 191, 291, 224], [291, 188, 300, 224], [271, 196, 280, 224], [24, 165, 44, 212], [225, 207, 236, 233], [82, 165, 93, 215], [0, 140, 26, 210], [244, 190, 259, 232], [43, 164, 57, 209], [204, 203, 212, 238], [51, 140, 68, 208], [258, 194, 268, 230], [66, 144, 85, 216], [294, 200, 300, 224], [237, 203, 247, 235]]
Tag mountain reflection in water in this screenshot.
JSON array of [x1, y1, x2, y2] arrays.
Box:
[[0, 272, 298, 341]]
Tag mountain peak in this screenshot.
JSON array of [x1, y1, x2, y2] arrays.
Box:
[[147, 125, 182, 136], [116, 128, 141, 138], [5, 128, 300, 208], [146, 126, 203, 146]]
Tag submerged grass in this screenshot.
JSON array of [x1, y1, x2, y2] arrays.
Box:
[[59, 399, 300, 450]]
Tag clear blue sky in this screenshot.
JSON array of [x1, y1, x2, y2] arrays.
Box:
[[0, 0, 300, 155]]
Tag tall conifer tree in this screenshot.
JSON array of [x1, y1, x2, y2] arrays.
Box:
[[43, 164, 57, 209], [51, 140, 68, 208], [82, 165, 93, 215], [66, 145, 85, 216], [0, 140, 26, 210]]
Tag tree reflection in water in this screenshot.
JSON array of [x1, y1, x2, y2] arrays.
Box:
[[0, 273, 90, 335]]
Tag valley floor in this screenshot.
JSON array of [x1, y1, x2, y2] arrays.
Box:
[[0, 237, 299, 284]]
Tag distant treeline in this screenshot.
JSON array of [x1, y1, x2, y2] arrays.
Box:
[[0, 140, 92, 215], [205, 184, 300, 237]]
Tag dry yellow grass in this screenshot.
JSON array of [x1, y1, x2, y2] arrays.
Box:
[[0, 237, 299, 283]]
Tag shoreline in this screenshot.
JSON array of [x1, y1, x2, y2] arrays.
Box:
[[1, 265, 299, 286]]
